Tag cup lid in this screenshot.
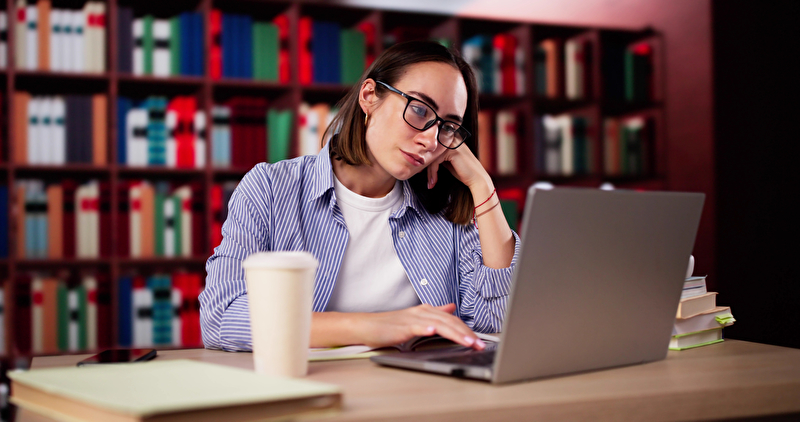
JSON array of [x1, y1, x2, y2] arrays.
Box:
[[241, 251, 319, 270]]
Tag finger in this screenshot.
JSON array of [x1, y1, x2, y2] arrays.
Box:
[[427, 160, 439, 189], [430, 320, 484, 350], [433, 303, 457, 314]]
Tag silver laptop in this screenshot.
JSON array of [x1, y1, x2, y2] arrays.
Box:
[[371, 186, 705, 384]]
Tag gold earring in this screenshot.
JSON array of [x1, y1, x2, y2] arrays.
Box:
[[364, 113, 369, 127]]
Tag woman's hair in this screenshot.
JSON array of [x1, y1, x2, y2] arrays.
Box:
[[323, 40, 480, 225]]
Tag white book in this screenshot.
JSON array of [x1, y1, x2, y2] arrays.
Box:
[[53, 97, 66, 164], [171, 287, 182, 347], [83, 2, 105, 73], [26, 5, 38, 70], [133, 18, 143, 75], [212, 105, 231, 166], [60, 10, 74, 72], [298, 102, 316, 157], [39, 98, 53, 164], [133, 285, 153, 347], [87, 181, 100, 257], [542, 115, 561, 175], [0, 11, 8, 69], [14, 0, 26, 69], [559, 114, 574, 176], [27, 98, 40, 164], [461, 41, 481, 92], [83, 275, 98, 350], [129, 183, 142, 257], [49, 9, 61, 71], [31, 277, 45, 354], [164, 196, 175, 257], [74, 183, 88, 257], [194, 110, 207, 168], [152, 19, 170, 77], [173, 185, 192, 258], [68, 287, 79, 351], [72, 10, 85, 73], [126, 108, 149, 166], [674, 306, 734, 336], [165, 109, 177, 167], [495, 110, 517, 175]]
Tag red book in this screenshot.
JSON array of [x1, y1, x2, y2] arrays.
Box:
[[210, 184, 222, 255], [495, 34, 517, 95], [357, 22, 376, 68], [298, 16, 313, 85], [14, 275, 33, 355], [96, 273, 113, 348], [181, 273, 203, 347], [170, 96, 197, 168], [99, 181, 111, 257], [209, 9, 222, 80], [227, 98, 268, 168], [273, 14, 290, 83], [62, 180, 77, 258]]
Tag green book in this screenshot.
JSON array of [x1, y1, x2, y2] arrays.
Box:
[[499, 199, 518, 232], [262, 22, 279, 81], [267, 109, 293, 163], [170, 17, 181, 76], [8, 360, 342, 421], [624, 48, 635, 102], [172, 195, 182, 256], [77, 285, 87, 351], [252, 23, 263, 79], [340, 29, 365, 85], [154, 182, 168, 256], [57, 282, 68, 352], [143, 15, 154, 75]]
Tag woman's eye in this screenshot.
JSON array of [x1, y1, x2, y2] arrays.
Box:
[[410, 104, 428, 117], [442, 124, 457, 134]]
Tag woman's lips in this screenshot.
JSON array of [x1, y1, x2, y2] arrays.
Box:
[[401, 151, 425, 166]]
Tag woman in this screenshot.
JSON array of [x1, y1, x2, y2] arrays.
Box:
[[200, 41, 519, 352]]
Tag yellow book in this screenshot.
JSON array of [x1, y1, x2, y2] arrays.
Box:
[[9, 359, 341, 422]]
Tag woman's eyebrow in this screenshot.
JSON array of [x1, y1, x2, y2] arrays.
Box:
[[408, 91, 463, 123]]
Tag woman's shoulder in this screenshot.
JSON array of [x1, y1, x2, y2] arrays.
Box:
[[241, 155, 321, 187]]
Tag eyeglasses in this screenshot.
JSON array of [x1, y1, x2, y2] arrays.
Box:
[[375, 80, 471, 149]]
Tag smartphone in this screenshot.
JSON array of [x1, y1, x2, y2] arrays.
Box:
[[77, 349, 157, 367]]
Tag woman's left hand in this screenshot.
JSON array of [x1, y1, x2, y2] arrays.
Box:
[[426, 144, 489, 190]]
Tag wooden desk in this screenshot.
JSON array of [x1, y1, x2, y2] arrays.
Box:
[[16, 340, 800, 421]]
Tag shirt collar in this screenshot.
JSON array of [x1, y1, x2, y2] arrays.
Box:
[[308, 141, 427, 219]]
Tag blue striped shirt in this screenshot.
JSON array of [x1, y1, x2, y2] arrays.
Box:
[[200, 143, 520, 352]]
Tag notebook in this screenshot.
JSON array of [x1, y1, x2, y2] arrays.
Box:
[[371, 186, 705, 384]]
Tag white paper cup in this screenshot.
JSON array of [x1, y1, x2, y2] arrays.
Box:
[[242, 251, 318, 378]]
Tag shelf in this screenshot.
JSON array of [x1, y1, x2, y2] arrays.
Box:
[[118, 74, 205, 87], [602, 100, 663, 116], [14, 70, 110, 82], [13, 165, 111, 177], [116, 166, 207, 178], [118, 257, 208, 268], [15, 258, 111, 269], [534, 97, 596, 115]]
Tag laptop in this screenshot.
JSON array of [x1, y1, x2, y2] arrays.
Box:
[[371, 186, 705, 384]]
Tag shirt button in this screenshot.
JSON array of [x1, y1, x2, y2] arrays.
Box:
[[398, 231, 406, 239], [420, 279, 429, 286]]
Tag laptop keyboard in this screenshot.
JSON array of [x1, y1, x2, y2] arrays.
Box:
[[430, 349, 496, 367]]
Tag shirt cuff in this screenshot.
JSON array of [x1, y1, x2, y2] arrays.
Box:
[[476, 230, 520, 298]]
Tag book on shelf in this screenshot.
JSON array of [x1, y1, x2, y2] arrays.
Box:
[[565, 34, 593, 100], [603, 115, 655, 176], [310, 333, 499, 361], [495, 109, 518, 175], [676, 292, 717, 319], [669, 327, 724, 351], [462, 33, 524, 95], [538, 113, 594, 176], [128, 11, 203, 77], [9, 360, 342, 422]]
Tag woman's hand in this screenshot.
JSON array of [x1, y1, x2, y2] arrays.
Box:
[[311, 304, 486, 350], [426, 143, 490, 191]]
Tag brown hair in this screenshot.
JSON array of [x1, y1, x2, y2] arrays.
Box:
[[323, 41, 480, 225]]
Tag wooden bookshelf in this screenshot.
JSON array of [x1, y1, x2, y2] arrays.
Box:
[[0, 0, 665, 376]]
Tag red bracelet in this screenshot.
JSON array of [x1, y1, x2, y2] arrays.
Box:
[[472, 188, 496, 227]]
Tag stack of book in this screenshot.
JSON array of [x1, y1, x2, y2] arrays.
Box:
[[117, 96, 206, 168], [209, 10, 288, 81], [602, 40, 656, 102], [462, 33, 525, 95], [15, 179, 107, 259], [297, 102, 338, 158], [298, 17, 373, 85], [535, 35, 593, 99], [117, 8, 204, 77], [477, 109, 520, 176], [210, 99, 293, 168], [13, 93, 108, 165], [671, 276, 736, 351], [117, 272, 204, 348], [12, 273, 113, 355], [209, 182, 239, 255], [603, 115, 655, 176], [14, 0, 106, 73], [535, 113, 595, 176], [120, 181, 203, 259]]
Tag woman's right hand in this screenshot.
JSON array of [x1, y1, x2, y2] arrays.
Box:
[[311, 303, 486, 350]]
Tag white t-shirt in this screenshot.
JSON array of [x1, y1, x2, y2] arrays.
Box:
[[325, 177, 422, 313]]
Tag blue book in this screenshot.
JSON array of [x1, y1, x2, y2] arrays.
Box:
[[193, 12, 204, 76], [478, 35, 494, 94], [241, 15, 253, 79], [312, 21, 341, 84], [0, 186, 7, 257], [35, 189, 48, 258], [117, 97, 132, 164], [222, 14, 233, 78], [118, 276, 133, 347], [147, 275, 173, 346], [24, 185, 36, 258], [146, 97, 168, 165], [179, 13, 191, 76]]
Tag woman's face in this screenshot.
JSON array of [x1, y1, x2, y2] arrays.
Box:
[[361, 61, 468, 182]]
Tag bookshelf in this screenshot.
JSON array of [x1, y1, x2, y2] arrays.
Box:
[[0, 0, 664, 386]]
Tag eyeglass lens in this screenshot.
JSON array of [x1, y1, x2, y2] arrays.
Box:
[[404, 99, 466, 147]]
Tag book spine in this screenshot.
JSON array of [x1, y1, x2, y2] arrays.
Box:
[[83, 275, 97, 350]]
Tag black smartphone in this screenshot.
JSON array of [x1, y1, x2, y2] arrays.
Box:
[[76, 349, 157, 367]]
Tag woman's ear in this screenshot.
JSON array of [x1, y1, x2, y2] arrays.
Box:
[[359, 78, 378, 116]]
